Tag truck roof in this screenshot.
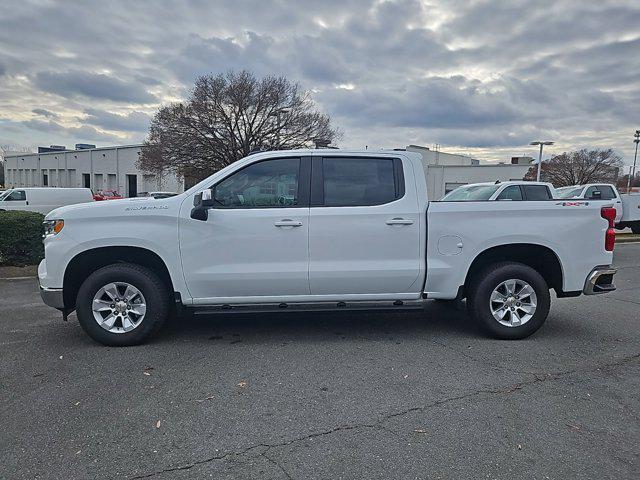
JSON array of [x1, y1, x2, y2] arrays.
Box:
[[458, 181, 553, 188]]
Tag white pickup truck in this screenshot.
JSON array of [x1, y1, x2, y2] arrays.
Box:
[[38, 150, 618, 346], [555, 183, 640, 233]]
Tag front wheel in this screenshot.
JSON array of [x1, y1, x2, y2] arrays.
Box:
[[467, 262, 551, 339], [76, 263, 170, 346]]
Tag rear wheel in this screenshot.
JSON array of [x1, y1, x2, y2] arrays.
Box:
[[76, 263, 169, 346], [467, 262, 550, 339], [631, 222, 640, 234]]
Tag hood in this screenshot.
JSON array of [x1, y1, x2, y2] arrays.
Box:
[[45, 195, 182, 220]]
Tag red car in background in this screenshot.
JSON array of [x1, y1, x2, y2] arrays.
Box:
[[93, 190, 123, 201]]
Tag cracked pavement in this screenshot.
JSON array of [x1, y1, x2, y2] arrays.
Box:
[[1, 244, 639, 479]]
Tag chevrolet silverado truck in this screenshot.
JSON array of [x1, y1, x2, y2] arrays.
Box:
[[38, 150, 618, 346], [556, 183, 640, 233]]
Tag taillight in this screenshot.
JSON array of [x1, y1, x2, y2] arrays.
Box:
[[605, 228, 615, 251], [601, 207, 616, 225], [601, 207, 616, 251]]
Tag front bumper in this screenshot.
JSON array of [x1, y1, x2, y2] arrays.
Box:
[[39, 285, 65, 309], [583, 266, 617, 295]]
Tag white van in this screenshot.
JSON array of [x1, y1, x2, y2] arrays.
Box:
[[0, 188, 94, 214]]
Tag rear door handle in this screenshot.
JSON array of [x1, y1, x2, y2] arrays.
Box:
[[274, 219, 303, 227], [386, 218, 414, 225]]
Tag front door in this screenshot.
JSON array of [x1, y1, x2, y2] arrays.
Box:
[[180, 157, 311, 303], [308, 156, 422, 296]]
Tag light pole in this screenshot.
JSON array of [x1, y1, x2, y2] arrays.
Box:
[[626, 130, 640, 194], [530, 141, 554, 182]]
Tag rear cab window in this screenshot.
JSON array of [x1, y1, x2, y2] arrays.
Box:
[[586, 185, 617, 200]]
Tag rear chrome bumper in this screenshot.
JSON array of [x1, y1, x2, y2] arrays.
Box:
[[39, 285, 65, 309], [583, 267, 617, 295]]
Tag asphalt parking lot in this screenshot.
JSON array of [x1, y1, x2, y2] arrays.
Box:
[[1, 244, 639, 480]]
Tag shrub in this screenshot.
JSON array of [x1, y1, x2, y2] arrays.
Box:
[[0, 210, 45, 266]]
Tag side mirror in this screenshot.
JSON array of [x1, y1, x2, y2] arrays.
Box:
[[190, 189, 214, 221]]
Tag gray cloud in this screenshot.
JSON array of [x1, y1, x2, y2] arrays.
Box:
[[34, 70, 157, 103], [81, 108, 151, 132], [32, 108, 60, 119], [21, 119, 121, 142], [0, 0, 637, 162]]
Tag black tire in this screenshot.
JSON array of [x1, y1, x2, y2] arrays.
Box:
[[467, 262, 551, 340], [631, 223, 640, 234], [76, 263, 170, 346]]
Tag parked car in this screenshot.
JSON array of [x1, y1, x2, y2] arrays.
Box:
[[442, 181, 555, 202], [138, 191, 179, 199], [555, 183, 640, 233], [0, 187, 94, 214], [38, 150, 617, 346], [93, 190, 123, 201]]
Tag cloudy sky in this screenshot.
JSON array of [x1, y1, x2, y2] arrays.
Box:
[[0, 0, 639, 164]]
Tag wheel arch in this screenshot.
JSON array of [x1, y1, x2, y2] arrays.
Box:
[[462, 243, 565, 298], [63, 246, 175, 310]]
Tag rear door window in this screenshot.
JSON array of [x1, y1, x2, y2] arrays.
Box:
[[522, 185, 552, 200], [321, 157, 401, 207], [597, 185, 616, 200]]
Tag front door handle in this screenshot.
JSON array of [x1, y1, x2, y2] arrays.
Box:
[[386, 218, 413, 225], [274, 219, 303, 227]]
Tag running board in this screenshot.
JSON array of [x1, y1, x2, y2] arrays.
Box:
[[191, 299, 426, 315]]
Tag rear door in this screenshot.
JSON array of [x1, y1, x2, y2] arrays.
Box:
[[308, 155, 422, 297]]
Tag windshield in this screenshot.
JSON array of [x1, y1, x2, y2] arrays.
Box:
[[0, 189, 12, 201], [555, 187, 583, 199], [441, 184, 500, 201]]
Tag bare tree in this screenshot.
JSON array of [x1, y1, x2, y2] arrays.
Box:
[[524, 148, 623, 186], [617, 172, 640, 192], [139, 70, 341, 180]]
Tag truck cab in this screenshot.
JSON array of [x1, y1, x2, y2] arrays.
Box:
[[555, 183, 640, 232], [441, 181, 555, 202], [555, 184, 623, 222]]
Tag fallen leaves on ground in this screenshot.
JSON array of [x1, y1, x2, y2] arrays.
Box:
[[196, 395, 215, 403]]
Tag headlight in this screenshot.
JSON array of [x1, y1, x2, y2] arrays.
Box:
[[43, 219, 64, 237]]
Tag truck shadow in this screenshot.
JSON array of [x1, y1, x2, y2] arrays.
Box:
[[157, 300, 485, 343]]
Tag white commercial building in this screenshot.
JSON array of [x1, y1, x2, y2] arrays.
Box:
[[3, 144, 183, 197], [3, 142, 533, 201], [404, 144, 534, 200]]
